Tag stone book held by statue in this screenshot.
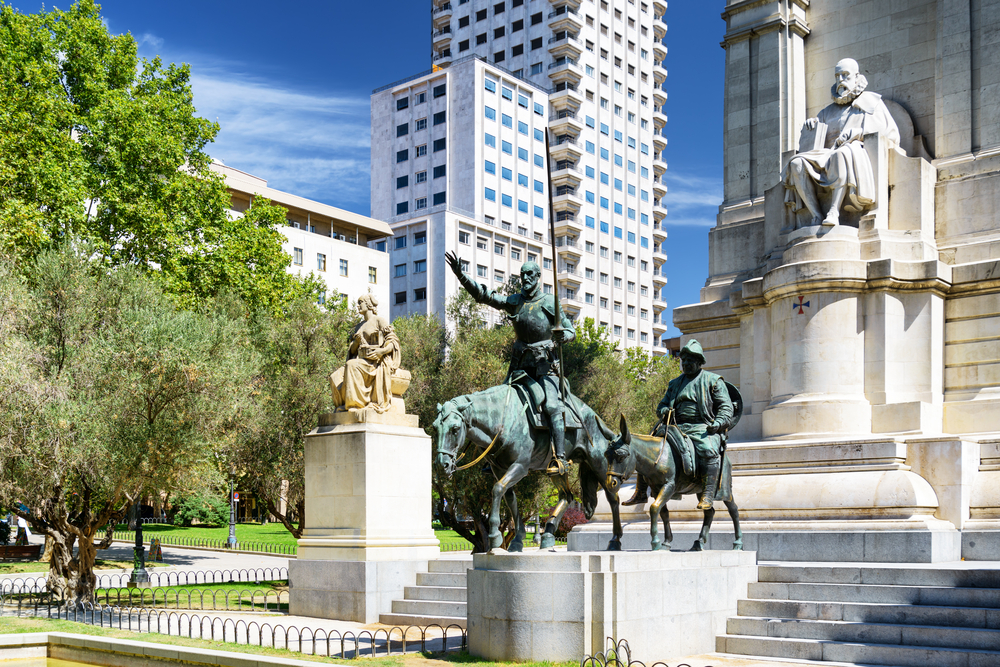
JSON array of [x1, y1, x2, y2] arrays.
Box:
[[798, 121, 827, 153]]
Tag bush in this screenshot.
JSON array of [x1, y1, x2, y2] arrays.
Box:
[[554, 506, 588, 538], [0, 520, 10, 545], [171, 494, 230, 527]]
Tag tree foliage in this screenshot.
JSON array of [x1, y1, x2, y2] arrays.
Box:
[[0, 0, 310, 313], [0, 249, 255, 605]]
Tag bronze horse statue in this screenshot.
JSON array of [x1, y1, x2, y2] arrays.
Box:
[[433, 383, 626, 551], [607, 415, 744, 552]]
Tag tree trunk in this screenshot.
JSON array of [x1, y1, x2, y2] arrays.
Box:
[[39, 535, 54, 563], [261, 496, 303, 538], [46, 530, 97, 608]]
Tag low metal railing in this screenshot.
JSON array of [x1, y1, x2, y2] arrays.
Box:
[[0, 567, 289, 591], [1, 596, 466, 659], [112, 531, 297, 556]]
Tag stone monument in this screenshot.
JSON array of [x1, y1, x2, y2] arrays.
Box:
[[288, 294, 439, 623], [573, 1, 1000, 562]]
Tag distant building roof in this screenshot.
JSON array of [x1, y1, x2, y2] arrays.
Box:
[[211, 162, 392, 238]]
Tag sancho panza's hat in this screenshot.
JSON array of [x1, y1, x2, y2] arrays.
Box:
[[679, 339, 707, 365]]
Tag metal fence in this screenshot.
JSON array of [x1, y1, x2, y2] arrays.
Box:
[[2, 584, 287, 613], [112, 531, 297, 556], [1, 567, 289, 592], [0, 596, 466, 659], [581, 638, 708, 667]]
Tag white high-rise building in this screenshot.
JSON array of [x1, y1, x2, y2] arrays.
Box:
[[371, 0, 668, 352]]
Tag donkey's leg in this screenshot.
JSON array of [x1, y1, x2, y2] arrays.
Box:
[[504, 488, 526, 553], [605, 484, 623, 551], [690, 507, 716, 551], [490, 463, 527, 550], [540, 474, 573, 549], [648, 482, 673, 551], [725, 500, 743, 551]]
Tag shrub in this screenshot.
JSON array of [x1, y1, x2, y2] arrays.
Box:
[[171, 494, 230, 527], [554, 506, 588, 538]]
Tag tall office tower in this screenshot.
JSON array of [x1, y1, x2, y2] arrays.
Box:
[[371, 0, 668, 352]]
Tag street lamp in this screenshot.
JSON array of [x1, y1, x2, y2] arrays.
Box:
[[130, 498, 149, 587], [228, 479, 238, 548]]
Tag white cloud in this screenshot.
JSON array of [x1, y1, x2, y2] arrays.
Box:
[[660, 171, 722, 227], [134, 35, 374, 214]]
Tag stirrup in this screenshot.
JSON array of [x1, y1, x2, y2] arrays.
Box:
[[546, 457, 568, 476], [696, 495, 714, 510]]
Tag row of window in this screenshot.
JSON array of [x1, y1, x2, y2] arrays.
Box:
[[397, 192, 446, 215], [396, 139, 445, 162], [397, 166, 445, 189], [394, 288, 427, 305], [395, 111, 446, 137], [483, 78, 544, 116], [291, 249, 376, 282], [394, 260, 427, 277], [395, 84, 446, 111], [483, 188, 545, 219], [393, 230, 426, 249]]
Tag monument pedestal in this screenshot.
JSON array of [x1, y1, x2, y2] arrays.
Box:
[[571, 435, 984, 562], [289, 415, 440, 623], [466, 550, 757, 663]]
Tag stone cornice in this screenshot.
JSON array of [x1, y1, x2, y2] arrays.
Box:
[[722, 15, 811, 47], [721, 0, 809, 22]]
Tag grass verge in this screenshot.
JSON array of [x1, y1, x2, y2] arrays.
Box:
[[0, 617, 576, 667]]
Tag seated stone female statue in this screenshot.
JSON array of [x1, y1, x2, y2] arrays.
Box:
[[330, 294, 401, 416]]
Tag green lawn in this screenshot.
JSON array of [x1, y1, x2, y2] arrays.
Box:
[[118, 522, 299, 548], [0, 558, 157, 575], [93, 581, 289, 611]]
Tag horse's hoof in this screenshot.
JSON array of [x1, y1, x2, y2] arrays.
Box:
[[732, 540, 744, 551], [539, 533, 556, 549], [607, 539, 622, 551], [508, 540, 524, 553], [489, 532, 503, 549], [651, 540, 662, 551], [689, 540, 705, 552]]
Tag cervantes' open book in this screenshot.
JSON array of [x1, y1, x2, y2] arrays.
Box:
[[798, 121, 828, 153]]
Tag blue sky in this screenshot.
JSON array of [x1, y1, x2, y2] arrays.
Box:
[[14, 0, 726, 337]]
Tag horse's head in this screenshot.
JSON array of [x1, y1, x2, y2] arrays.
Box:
[[433, 401, 467, 477]]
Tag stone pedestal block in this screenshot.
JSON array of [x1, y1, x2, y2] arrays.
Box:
[[466, 550, 757, 663], [288, 419, 439, 622], [296, 419, 439, 562], [288, 559, 429, 624]]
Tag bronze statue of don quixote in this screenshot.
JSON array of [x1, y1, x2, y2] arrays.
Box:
[[433, 132, 743, 553]]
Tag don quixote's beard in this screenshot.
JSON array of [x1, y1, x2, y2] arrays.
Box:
[[831, 75, 868, 105]]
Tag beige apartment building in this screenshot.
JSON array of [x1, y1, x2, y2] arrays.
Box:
[[212, 162, 392, 309]]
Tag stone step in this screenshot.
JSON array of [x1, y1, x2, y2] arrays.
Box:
[[427, 559, 472, 574], [759, 565, 1000, 588], [391, 598, 467, 618], [379, 612, 467, 630], [717, 634, 1000, 667], [416, 571, 466, 587], [738, 597, 1000, 629], [404, 585, 467, 602], [749, 581, 1000, 608], [728, 616, 1000, 651]]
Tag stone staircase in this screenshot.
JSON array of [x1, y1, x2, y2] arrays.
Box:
[[717, 562, 1000, 666], [379, 555, 472, 628]]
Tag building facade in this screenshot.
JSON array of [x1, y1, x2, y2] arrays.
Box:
[[371, 0, 668, 351], [213, 163, 392, 309]]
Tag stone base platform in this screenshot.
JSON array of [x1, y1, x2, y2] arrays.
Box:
[[289, 558, 430, 624], [466, 549, 758, 663], [569, 523, 961, 563]]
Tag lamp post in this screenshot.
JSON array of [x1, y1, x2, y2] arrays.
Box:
[[129, 499, 149, 587], [228, 479, 238, 548]]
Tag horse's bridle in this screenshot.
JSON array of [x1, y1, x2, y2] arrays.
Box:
[[436, 386, 513, 472]]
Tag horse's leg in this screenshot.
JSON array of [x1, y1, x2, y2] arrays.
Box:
[[504, 488, 525, 553], [490, 463, 527, 550], [725, 500, 743, 551], [605, 484, 623, 551], [660, 503, 672, 551], [691, 506, 716, 552], [648, 482, 672, 551], [540, 474, 573, 549]]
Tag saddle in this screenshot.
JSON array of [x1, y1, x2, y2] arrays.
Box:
[[507, 370, 582, 431], [657, 424, 697, 478]]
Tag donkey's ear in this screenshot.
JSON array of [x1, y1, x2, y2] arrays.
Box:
[[619, 414, 631, 445], [436, 403, 443, 412]]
